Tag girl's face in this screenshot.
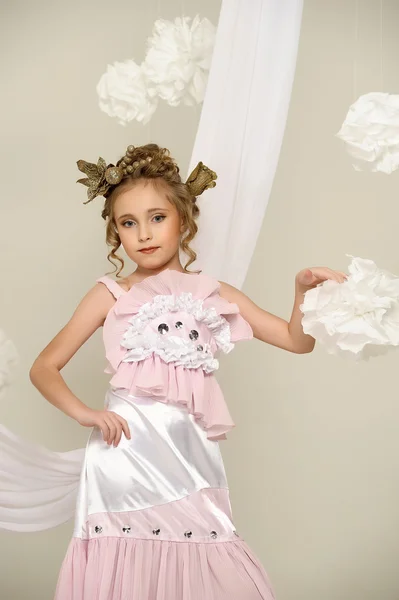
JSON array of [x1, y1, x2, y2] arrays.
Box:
[[113, 179, 184, 272]]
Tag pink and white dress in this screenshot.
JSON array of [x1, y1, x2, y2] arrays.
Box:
[[54, 269, 276, 600]]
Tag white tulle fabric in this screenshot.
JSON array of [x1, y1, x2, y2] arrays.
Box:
[[300, 256, 399, 360], [121, 292, 233, 373], [336, 92, 399, 174], [122, 329, 218, 373]]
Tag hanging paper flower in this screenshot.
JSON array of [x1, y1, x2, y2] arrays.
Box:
[[142, 15, 216, 107], [96, 59, 158, 126], [300, 256, 399, 361], [336, 92, 399, 174], [0, 329, 18, 395]]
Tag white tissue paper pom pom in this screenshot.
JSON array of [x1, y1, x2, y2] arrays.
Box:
[[300, 256, 399, 361], [336, 92, 399, 174], [0, 329, 19, 396], [96, 59, 158, 126], [142, 15, 216, 107]]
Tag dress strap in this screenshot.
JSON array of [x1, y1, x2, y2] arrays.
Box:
[[96, 276, 126, 300]]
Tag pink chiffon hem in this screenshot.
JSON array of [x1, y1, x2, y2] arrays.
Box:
[[55, 536, 275, 600]]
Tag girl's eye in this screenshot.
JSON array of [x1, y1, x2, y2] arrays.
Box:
[[122, 215, 165, 227]]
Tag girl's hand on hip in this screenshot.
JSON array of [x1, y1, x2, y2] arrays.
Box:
[[295, 267, 347, 293], [77, 407, 131, 447]]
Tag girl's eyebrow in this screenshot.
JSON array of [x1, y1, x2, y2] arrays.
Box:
[[117, 208, 170, 220]]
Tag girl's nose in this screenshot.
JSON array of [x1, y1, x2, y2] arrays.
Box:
[[138, 229, 152, 243]]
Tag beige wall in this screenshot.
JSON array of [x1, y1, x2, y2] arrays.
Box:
[[1, 1, 399, 599]]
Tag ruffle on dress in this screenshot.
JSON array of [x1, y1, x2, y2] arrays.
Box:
[[98, 269, 253, 441]]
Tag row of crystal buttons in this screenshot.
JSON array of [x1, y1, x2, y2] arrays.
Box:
[[158, 321, 198, 337], [93, 526, 239, 539], [158, 323, 204, 351]]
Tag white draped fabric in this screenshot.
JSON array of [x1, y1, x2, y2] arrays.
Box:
[[0, 424, 84, 531], [188, 0, 304, 289]]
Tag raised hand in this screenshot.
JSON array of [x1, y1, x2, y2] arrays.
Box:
[[295, 267, 347, 293]]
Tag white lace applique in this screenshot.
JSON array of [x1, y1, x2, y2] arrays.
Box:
[[120, 292, 234, 373]]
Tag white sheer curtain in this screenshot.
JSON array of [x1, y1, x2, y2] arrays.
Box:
[[188, 0, 304, 289]]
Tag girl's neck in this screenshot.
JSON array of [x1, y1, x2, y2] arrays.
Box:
[[128, 260, 186, 283]]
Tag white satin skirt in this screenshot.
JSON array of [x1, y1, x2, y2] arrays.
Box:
[[55, 387, 276, 600]]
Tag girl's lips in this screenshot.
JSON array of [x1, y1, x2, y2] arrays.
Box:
[[139, 247, 159, 254]]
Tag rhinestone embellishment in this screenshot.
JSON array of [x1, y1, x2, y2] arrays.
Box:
[[158, 323, 169, 335], [197, 344, 203, 351], [122, 527, 131, 533], [94, 526, 103, 534], [175, 321, 183, 329], [189, 329, 199, 341], [184, 530, 193, 538], [152, 528, 161, 535], [210, 530, 218, 539]]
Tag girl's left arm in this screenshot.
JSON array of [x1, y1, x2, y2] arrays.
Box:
[[219, 267, 347, 354]]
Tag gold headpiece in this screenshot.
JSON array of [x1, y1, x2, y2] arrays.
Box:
[[185, 162, 217, 198], [76, 145, 217, 205]]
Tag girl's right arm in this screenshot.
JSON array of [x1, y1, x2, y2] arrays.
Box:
[[29, 282, 131, 447]]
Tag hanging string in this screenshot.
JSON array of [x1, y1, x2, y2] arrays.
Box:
[[352, 0, 385, 100], [380, 0, 384, 91], [148, 0, 162, 143], [353, 0, 358, 102]]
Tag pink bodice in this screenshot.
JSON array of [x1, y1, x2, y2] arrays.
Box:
[[96, 269, 253, 441]]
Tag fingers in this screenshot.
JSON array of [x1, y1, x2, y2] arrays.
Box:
[[117, 415, 131, 441], [99, 412, 131, 447], [111, 415, 124, 447], [99, 420, 111, 444], [318, 268, 347, 284], [300, 267, 348, 290], [103, 415, 117, 446], [330, 269, 348, 283], [324, 268, 342, 283]]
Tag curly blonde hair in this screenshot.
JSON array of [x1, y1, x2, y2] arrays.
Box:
[[100, 144, 200, 278]]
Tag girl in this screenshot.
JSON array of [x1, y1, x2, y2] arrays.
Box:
[[29, 143, 345, 600]]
